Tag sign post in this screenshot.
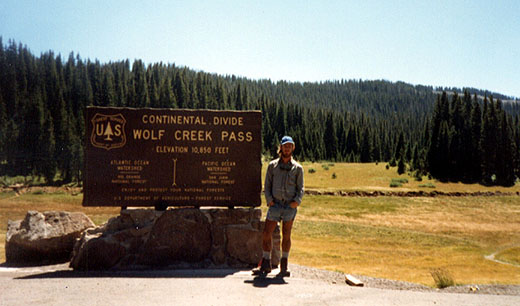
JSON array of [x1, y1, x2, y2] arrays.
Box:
[[84, 107, 262, 207]]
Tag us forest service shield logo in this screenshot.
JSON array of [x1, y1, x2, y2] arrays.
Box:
[[90, 113, 127, 150]]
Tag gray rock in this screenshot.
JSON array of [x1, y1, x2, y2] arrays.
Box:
[[226, 224, 263, 264], [6, 211, 95, 264], [137, 209, 212, 265]]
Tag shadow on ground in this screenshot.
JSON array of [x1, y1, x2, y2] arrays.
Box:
[[12, 268, 244, 280], [244, 275, 288, 287]]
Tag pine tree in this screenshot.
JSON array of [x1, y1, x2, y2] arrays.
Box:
[[132, 60, 150, 107], [467, 94, 482, 182], [394, 132, 405, 162], [159, 76, 176, 108], [480, 96, 498, 184], [360, 127, 372, 163], [235, 84, 243, 110], [5, 119, 19, 176], [496, 108, 515, 186], [174, 71, 188, 108], [397, 156, 406, 175], [427, 92, 449, 178], [40, 109, 56, 183], [324, 113, 338, 160], [345, 126, 358, 157], [448, 93, 464, 180], [100, 68, 116, 106], [19, 92, 44, 176], [0, 94, 7, 174]]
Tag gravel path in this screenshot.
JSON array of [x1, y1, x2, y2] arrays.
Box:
[[289, 264, 520, 296]]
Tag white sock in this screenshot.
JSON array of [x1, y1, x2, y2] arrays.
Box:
[[263, 251, 271, 260]]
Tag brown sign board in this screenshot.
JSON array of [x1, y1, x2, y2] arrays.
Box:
[[83, 107, 262, 207]]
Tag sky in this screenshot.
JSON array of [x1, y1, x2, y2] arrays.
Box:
[[1, 0, 519, 98]]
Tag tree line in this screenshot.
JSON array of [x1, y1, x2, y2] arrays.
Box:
[[0, 38, 519, 186], [423, 91, 519, 186]]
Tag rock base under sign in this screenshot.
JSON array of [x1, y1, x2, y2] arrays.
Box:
[[70, 208, 280, 270]]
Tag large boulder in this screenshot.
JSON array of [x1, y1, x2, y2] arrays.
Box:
[[6, 211, 95, 265], [137, 209, 212, 265]]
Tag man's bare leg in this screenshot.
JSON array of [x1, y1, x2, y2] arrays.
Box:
[[281, 220, 294, 252], [280, 220, 294, 276], [255, 219, 277, 274], [262, 219, 278, 252]]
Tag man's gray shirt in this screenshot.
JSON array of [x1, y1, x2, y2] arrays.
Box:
[[264, 158, 304, 205]]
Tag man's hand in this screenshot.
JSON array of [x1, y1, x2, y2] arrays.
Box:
[[290, 201, 299, 208], [268, 201, 275, 207]]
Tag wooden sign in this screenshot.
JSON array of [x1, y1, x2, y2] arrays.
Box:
[[83, 107, 262, 207]]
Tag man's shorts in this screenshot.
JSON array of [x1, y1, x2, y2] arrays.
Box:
[[266, 200, 297, 222]]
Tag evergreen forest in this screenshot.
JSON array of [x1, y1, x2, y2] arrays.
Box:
[[1, 38, 520, 186]]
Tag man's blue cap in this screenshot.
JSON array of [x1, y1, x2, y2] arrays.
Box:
[[281, 136, 295, 145]]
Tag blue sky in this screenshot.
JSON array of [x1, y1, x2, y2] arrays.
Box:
[[1, 0, 519, 97]]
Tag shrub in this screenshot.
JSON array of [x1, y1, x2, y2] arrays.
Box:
[[419, 182, 436, 188], [390, 181, 402, 188], [385, 164, 390, 170], [321, 164, 329, 171], [431, 268, 455, 288], [332, 173, 337, 179], [397, 158, 406, 175], [392, 178, 408, 184], [308, 168, 316, 174]]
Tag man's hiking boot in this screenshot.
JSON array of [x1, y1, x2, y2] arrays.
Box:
[[252, 258, 271, 276], [260, 258, 272, 274], [278, 257, 290, 277]]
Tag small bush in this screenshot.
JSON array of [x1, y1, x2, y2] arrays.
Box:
[[392, 178, 408, 184], [308, 168, 316, 174], [332, 173, 337, 179], [321, 164, 329, 171], [419, 182, 436, 188], [390, 178, 408, 188], [328, 163, 335, 167], [385, 164, 390, 170], [390, 181, 402, 188], [431, 268, 455, 288]]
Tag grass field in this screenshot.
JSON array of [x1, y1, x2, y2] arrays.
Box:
[[291, 162, 520, 193], [2, 163, 520, 286]]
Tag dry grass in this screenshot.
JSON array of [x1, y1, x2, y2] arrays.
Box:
[[495, 247, 520, 265], [2, 163, 520, 286], [288, 194, 520, 285], [268, 162, 520, 193]]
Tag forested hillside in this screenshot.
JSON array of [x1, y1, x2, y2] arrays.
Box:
[[1, 38, 519, 186]]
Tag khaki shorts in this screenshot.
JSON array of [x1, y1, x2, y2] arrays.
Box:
[[266, 201, 297, 222]]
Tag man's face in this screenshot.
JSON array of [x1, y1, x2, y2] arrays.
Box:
[[281, 143, 294, 158]]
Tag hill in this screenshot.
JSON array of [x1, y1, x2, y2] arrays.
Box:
[[0, 37, 519, 184]]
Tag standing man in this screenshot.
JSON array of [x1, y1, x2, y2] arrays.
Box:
[[257, 135, 304, 277]]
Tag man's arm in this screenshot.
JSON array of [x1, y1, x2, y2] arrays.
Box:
[[291, 166, 304, 207], [264, 163, 274, 206]]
